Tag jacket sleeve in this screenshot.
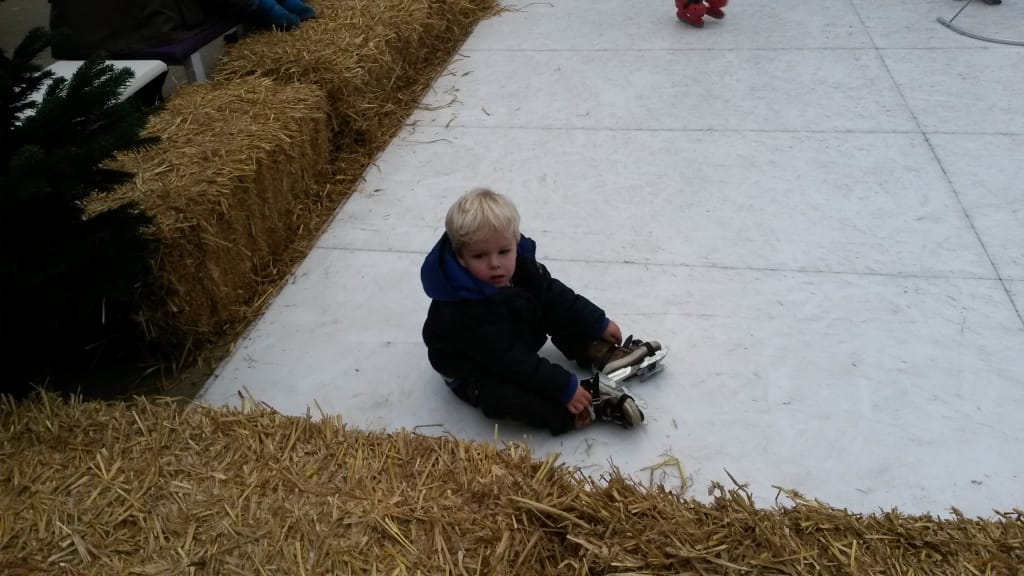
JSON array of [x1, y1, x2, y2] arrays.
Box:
[[470, 319, 579, 404], [535, 262, 607, 340]]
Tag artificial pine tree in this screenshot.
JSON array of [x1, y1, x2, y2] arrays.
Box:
[[1, 26, 161, 398]]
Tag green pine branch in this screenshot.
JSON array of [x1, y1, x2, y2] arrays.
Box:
[[2, 27, 162, 397]]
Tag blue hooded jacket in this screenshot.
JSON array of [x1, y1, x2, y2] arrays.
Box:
[[421, 233, 608, 407], [421, 233, 536, 302]]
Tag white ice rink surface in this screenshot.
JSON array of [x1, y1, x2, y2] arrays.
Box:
[[199, 0, 1024, 518]]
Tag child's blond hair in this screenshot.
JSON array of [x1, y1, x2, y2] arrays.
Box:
[[445, 188, 521, 253]]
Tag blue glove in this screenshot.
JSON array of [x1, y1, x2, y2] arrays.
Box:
[[250, 0, 301, 29], [278, 0, 316, 20]]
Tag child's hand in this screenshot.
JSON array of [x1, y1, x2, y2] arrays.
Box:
[[566, 384, 592, 414], [603, 320, 623, 345]]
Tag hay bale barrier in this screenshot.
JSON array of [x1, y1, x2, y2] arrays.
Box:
[[89, 78, 330, 352], [216, 0, 501, 147], [2, 394, 1021, 575]]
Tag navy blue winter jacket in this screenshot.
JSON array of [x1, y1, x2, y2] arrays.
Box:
[[421, 233, 608, 405]]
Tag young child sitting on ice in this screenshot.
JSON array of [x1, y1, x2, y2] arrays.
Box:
[[420, 188, 649, 435]]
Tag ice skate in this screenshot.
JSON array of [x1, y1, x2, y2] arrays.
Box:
[[676, 0, 706, 27], [581, 373, 645, 428], [705, 0, 727, 19], [586, 335, 668, 386]]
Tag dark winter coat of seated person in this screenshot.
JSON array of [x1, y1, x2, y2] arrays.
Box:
[[421, 188, 646, 435], [47, 0, 316, 62]]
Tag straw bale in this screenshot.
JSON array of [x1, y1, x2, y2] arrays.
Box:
[[2, 393, 1022, 575], [215, 0, 501, 148], [88, 78, 330, 351]]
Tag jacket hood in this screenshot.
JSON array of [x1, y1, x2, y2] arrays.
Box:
[[421, 233, 536, 301]]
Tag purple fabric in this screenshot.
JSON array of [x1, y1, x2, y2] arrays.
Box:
[[131, 19, 237, 62]]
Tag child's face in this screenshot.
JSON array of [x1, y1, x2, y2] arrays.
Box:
[[457, 232, 517, 287]]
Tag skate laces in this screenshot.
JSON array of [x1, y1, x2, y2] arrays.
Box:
[[592, 335, 637, 370], [623, 335, 660, 356]]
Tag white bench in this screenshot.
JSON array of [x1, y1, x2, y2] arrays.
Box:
[[127, 20, 241, 83]]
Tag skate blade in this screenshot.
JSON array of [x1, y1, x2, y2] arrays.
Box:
[[606, 348, 668, 385], [595, 372, 624, 396]]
